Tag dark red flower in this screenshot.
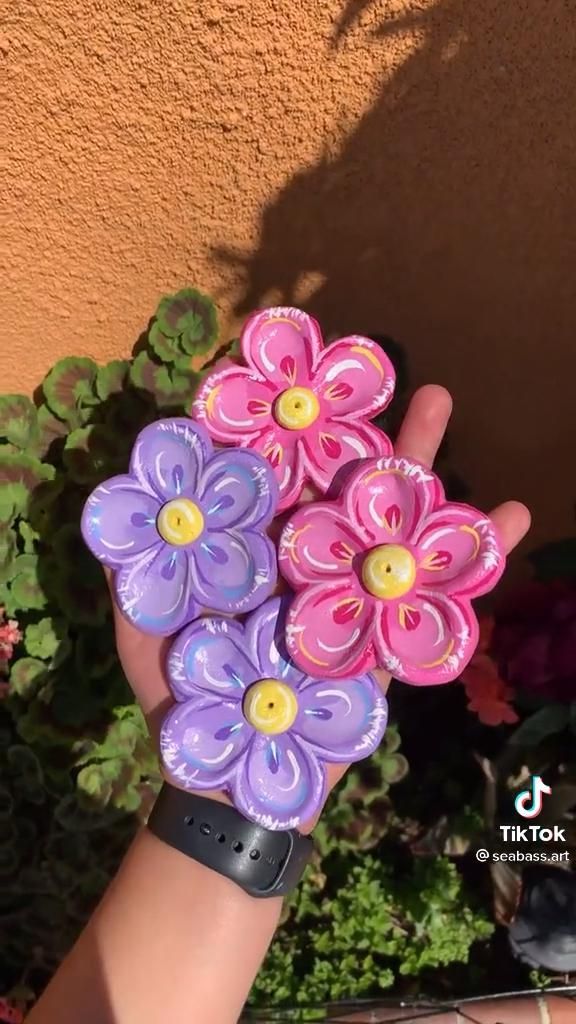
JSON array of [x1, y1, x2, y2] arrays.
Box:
[[492, 581, 576, 703]]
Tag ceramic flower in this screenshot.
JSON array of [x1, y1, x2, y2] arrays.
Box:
[[160, 597, 388, 830], [279, 455, 505, 684], [193, 306, 396, 510], [81, 418, 278, 636]]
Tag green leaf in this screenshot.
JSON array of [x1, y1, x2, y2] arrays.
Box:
[[9, 657, 47, 698], [50, 525, 109, 626], [96, 359, 129, 401], [0, 451, 55, 524], [0, 525, 17, 583], [381, 752, 410, 785], [36, 403, 69, 458], [75, 626, 118, 679], [42, 357, 98, 426], [154, 287, 218, 355], [0, 394, 39, 450], [76, 762, 116, 806], [7, 745, 45, 797], [529, 539, 576, 582], [129, 351, 199, 410], [509, 704, 570, 747], [9, 553, 48, 612], [18, 519, 39, 554], [55, 793, 121, 832], [63, 424, 123, 484], [147, 323, 190, 367], [25, 617, 68, 662]]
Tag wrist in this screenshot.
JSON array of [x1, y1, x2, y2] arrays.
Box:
[[148, 783, 315, 898]]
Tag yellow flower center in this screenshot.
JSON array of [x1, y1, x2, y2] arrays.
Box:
[[156, 498, 204, 546], [243, 679, 299, 735], [274, 387, 320, 430], [361, 544, 416, 600]]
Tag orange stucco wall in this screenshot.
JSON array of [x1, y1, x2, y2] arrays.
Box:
[[4, 0, 576, 550]]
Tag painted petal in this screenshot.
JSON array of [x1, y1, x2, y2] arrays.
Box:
[[294, 676, 388, 762], [199, 449, 278, 530], [233, 733, 326, 830], [244, 597, 305, 687], [247, 426, 305, 511], [285, 581, 376, 678], [415, 504, 505, 598], [115, 545, 197, 636], [241, 307, 323, 387], [160, 698, 249, 790], [376, 590, 477, 685], [302, 420, 393, 494], [193, 364, 275, 444], [279, 503, 366, 587], [190, 530, 276, 613], [314, 336, 395, 418], [167, 617, 258, 702], [82, 474, 160, 567], [130, 418, 212, 501], [344, 456, 442, 544]]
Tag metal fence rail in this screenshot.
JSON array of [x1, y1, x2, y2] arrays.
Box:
[[242, 985, 576, 1022]]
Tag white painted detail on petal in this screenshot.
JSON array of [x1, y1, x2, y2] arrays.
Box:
[[100, 538, 135, 551], [342, 434, 368, 458], [278, 748, 301, 793], [420, 600, 445, 646], [316, 688, 353, 712], [325, 358, 364, 380], [155, 452, 167, 490], [219, 410, 254, 428], [302, 546, 338, 572], [317, 630, 360, 653], [199, 742, 235, 766]]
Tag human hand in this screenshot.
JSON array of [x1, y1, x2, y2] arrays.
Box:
[[108, 385, 530, 828]]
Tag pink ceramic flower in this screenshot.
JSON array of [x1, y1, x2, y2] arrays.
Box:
[[193, 307, 395, 510], [279, 455, 505, 684]]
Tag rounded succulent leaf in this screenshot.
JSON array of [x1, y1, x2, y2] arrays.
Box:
[[9, 657, 47, 699], [95, 360, 129, 402], [0, 394, 39, 451], [154, 287, 218, 354], [42, 357, 98, 425]]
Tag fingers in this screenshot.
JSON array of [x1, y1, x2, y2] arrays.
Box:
[[103, 567, 173, 734], [394, 384, 453, 467], [488, 500, 531, 555]]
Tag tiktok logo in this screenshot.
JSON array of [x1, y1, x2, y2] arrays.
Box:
[[514, 775, 552, 819]]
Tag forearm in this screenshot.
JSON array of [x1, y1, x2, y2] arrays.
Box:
[[27, 826, 282, 1024]]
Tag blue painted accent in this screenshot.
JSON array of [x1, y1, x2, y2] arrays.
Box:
[[267, 740, 281, 775], [172, 464, 184, 494], [214, 723, 244, 741], [223, 663, 245, 687], [304, 708, 333, 720]]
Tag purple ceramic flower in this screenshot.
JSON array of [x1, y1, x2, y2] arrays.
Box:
[[160, 597, 388, 830], [81, 418, 279, 635]]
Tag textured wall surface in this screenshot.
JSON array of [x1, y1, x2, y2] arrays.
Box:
[[3, 0, 576, 548]]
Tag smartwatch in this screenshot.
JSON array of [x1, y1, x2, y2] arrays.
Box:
[[147, 783, 314, 898]]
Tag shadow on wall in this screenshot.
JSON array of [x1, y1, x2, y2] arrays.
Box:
[[217, 0, 576, 551]]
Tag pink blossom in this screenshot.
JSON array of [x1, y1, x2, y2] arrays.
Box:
[[279, 455, 505, 684], [0, 610, 21, 665], [193, 307, 395, 510]]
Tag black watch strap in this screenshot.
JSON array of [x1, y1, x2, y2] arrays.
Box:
[[147, 783, 314, 898]]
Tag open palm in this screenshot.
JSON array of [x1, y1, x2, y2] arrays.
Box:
[[108, 386, 530, 829]]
